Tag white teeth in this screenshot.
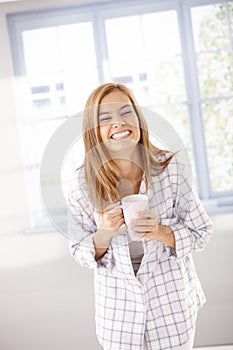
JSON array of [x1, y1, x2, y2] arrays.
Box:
[[111, 130, 130, 140]]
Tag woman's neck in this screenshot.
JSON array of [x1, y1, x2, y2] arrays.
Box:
[[114, 156, 144, 196], [115, 158, 143, 179]]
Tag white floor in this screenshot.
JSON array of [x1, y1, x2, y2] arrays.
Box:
[[195, 346, 233, 350]]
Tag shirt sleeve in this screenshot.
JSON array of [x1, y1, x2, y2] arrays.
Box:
[[163, 161, 214, 260], [67, 185, 113, 270]]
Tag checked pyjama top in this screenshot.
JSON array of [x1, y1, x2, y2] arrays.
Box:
[[67, 155, 214, 350]]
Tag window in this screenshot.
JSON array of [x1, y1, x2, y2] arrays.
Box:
[[7, 0, 233, 232], [191, 3, 233, 195]]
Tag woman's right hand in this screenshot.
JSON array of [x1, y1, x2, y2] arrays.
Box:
[[94, 202, 125, 260], [99, 202, 125, 238]]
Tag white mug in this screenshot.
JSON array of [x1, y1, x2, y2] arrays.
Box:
[[121, 194, 149, 241]]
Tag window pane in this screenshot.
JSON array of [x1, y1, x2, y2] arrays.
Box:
[[191, 3, 233, 98], [202, 98, 233, 192], [58, 22, 96, 71], [142, 11, 185, 105], [230, 1, 233, 31], [153, 103, 197, 189], [58, 22, 99, 113], [28, 74, 67, 120], [105, 11, 186, 105], [192, 4, 231, 52], [21, 22, 99, 229], [23, 27, 60, 74], [192, 2, 233, 196], [23, 23, 99, 115], [61, 137, 85, 200], [197, 50, 233, 98], [153, 104, 191, 150], [105, 15, 144, 77]]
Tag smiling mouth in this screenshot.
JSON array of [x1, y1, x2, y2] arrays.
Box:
[[111, 130, 132, 140]]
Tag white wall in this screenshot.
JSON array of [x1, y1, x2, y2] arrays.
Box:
[[0, 232, 101, 350], [193, 214, 233, 346], [0, 1, 232, 349]]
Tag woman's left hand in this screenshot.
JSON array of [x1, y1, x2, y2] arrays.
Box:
[[130, 210, 176, 247], [130, 210, 159, 241]]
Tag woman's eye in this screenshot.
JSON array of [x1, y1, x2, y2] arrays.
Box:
[[122, 110, 132, 116], [99, 116, 111, 123]]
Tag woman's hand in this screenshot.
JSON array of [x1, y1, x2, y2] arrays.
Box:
[[130, 210, 175, 248], [99, 202, 125, 238], [130, 210, 159, 240], [94, 202, 126, 261]]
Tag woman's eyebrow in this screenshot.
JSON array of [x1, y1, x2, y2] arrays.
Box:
[[119, 104, 133, 111], [98, 111, 111, 117], [98, 103, 132, 116]]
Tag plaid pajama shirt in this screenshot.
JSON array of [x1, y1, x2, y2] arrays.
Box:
[[67, 155, 213, 350]]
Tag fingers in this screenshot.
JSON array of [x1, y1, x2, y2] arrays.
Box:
[[131, 218, 155, 226], [135, 210, 155, 219], [115, 216, 125, 227], [130, 210, 158, 234], [102, 214, 123, 228], [131, 225, 155, 233], [100, 201, 125, 232], [104, 202, 122, 216], [131, 210, 157, 226]]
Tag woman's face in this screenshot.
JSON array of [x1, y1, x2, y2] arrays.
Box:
[[98, 90, 141, 152]]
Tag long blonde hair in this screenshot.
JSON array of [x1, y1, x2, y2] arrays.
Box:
[[82, 82, 173, 209]]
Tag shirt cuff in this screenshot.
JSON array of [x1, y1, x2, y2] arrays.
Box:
[[159, 218, 192, 260], [169, 223, 193, 259], [70, 234, 113, 270]]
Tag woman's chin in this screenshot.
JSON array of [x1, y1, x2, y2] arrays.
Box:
[[106, 139, 139, 155]]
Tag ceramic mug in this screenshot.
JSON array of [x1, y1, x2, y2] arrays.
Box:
[[120, 194, 149, 241]]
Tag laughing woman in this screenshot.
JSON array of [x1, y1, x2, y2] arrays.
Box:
[[67, 83, 213, 350]]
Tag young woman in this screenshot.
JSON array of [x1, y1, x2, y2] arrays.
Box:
[[67, 83, 213, 350]]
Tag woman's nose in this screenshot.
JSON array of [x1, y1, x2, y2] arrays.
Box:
[[112, 116, 126, 128]]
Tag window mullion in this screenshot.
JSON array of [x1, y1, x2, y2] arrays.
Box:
[[178, 1, 212, 199], [93, 13, 109, 84]]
